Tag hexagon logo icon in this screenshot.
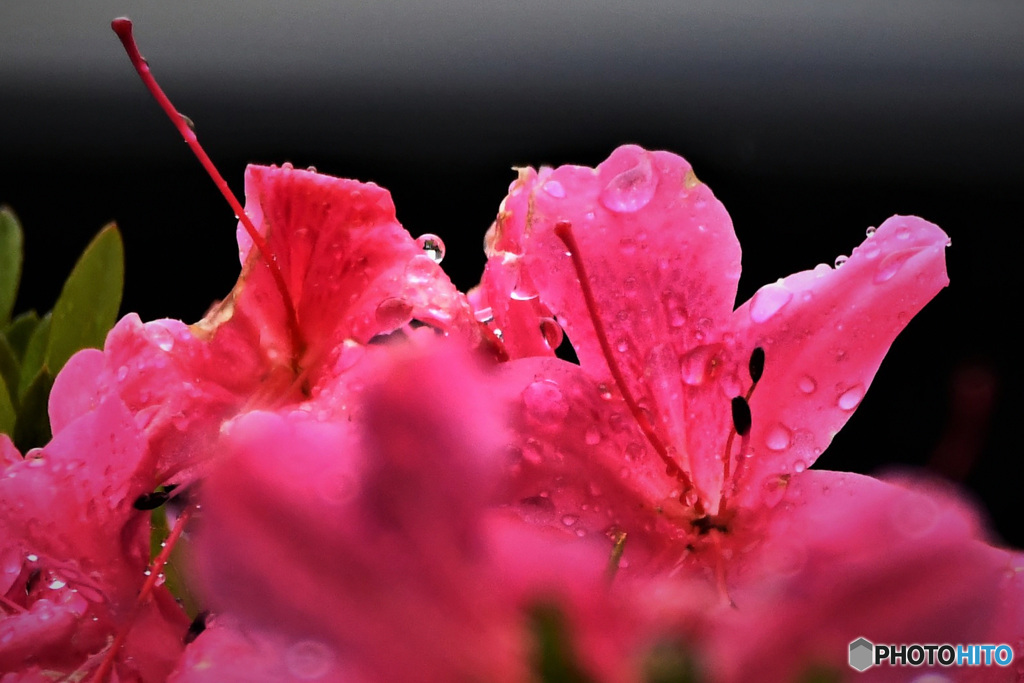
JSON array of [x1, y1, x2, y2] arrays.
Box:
[[849, 638, 874, 672]]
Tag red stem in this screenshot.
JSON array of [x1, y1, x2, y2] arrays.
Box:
[[111, 18, 304, 360], [553, 221, 701, 511]]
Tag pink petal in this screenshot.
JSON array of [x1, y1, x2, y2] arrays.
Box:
[[238, 164, 479, 364], [728, 216, 949, 509], [487, 146, 741, 394], [712, 470, 1015, 682]]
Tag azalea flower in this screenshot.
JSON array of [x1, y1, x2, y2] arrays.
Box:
[[482, 144, 949, 567], [170, 345, 652, 682], [0, 403, 187, 680]]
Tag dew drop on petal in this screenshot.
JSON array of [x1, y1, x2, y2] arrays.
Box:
[[837, 385, 865, 410], [286, 640, 335, 680], [561, 514, 579, 527], [749, 283, 793, 323], [149, 325, 175, 352], [510, 267, 539, 301], [405, 254, 438, 284], [834, 254, 848, 268], [415, 234, 446, 263], [761, 475, 790, 508], [584, 427, 601, 445], [599, 156, 658, 213], [374, 298, 414, 332], [863, 244, 881, 260], [662, 292, 688, 328], [874, 251, 912, 284], [542, 179, 566, 198], [116, 365, 129, 382], [797, 375, 817, 394], [539, 318, 564, 350], [865, 226, 877, 237], [764, 423, 792, 451], [792, 460, 806, 473], [521, 380, 569, 425]]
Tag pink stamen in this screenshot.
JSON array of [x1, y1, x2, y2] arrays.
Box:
[[553, 221, 702, 513], [111, 18, 305, 362], [89, 505, 195, 683]]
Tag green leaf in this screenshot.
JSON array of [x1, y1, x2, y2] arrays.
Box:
[[45, 223, 123, 376], [0, 373, 14, 437], [19, 312, 50, 400], [643, 641, 703, 683], [528, 603, 594, 683], [0, 207, 24, 326], [3, 310, 39, 360], [13, 368, 52, 452], [0, 336, 19, 408]]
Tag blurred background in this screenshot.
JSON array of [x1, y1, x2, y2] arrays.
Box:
[[2, 1, 1021, 544]]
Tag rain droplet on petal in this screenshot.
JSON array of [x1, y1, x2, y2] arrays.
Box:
[[834, 254, 848, 268], [149, 325, 175, 352], [539, 318, 564, 350], [873, 251, 913, 284], [542, 179, 566, 198], [662, 292, 688, 328], [374, 298, 414, 332], [286, 640, 335, 680], [510, 267, 539, 301], [797, 375, 817, 394], [474, 307, 494, 324], [792, 460, 806, 473], [415, 234, 446, 263], [865, 226, 877, 237], [761, 474, 790, 508], [749, 282, 793, 323], [584, 427, 601, 445], [837, 384, 865, 411], [405, 254, 438, 284], [599, 155, 658, 213], [561, 514, 579, 526], [521, 380, 570, 426], [764, 423, 792, 451]]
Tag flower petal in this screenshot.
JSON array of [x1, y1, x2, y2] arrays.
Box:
[[487, 146, 741, 396], [728, 216, 949, 509]]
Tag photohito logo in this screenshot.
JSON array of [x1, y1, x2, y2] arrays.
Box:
[[848, 637, 1014, 672]]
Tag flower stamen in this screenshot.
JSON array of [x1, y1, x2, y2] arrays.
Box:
[[719, 347, 765, 515], [111, 18, 305, 364], [553, 221, 702, 513]]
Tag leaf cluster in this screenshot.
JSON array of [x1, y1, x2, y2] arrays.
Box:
[[0, 207, 123, 451]]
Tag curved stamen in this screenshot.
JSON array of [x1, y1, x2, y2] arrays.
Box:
[[719, 347, 764, 514], [553, 221, 702, 512], [111, 18, 305, 362]]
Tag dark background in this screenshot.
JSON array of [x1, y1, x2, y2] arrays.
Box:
[[2, 2, 1022, 545]]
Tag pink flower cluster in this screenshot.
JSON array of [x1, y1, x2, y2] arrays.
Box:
[[2, 146, 1021, 682]]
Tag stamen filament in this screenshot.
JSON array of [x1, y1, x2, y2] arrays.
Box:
[[553, 221, 701, 511], [111, 18, 304, 361], [90, 505, 195, 683]]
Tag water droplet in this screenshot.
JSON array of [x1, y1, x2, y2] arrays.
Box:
[[625, 442, 644, 462], [26, 554, 38, 562], [575, 528, 587, 537], [474, 307, 494, 324], [797, 375, 817, 394], [661, 292, 687, 328], [415, 234, 445, 263], [749, 283, 793, 323], [286, 640, 335, 680], [599, 155, 658, 213], [873, 251, 912, 284], [837, 385, 865, 410], [616, 338, 629, 353], [679, 344, 720, 386], [48, 579, 66, 590], [27, 458, 45, 468], [896, 225, 911, 239], [619, 238, 637, 256], [521, 380, 569, 425], [561, 514, 579, 526], [792, 460, 806, 473], [149, 325, 175, 352], [862, 244, 881, 260], [405, 254, 437, 284], [764, 423, 792, 451], [374, 298, 413, 332], [116, 365, 129, 382], [865, 226, 876, 237], [542, 179, 566, 198], [539, 318, 564, 350], [584, 427, 601, 445], [597, 384, 613, 400], [834, 254, 848, 268], [510, 267, 539, 301], [761, 474, 790, 508]]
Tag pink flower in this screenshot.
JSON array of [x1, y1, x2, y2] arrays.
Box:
[[52, 164, 480, 490], [0, 400, 187, 679], [482, 144, 952, 566], [170, 344, 639, 682]]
